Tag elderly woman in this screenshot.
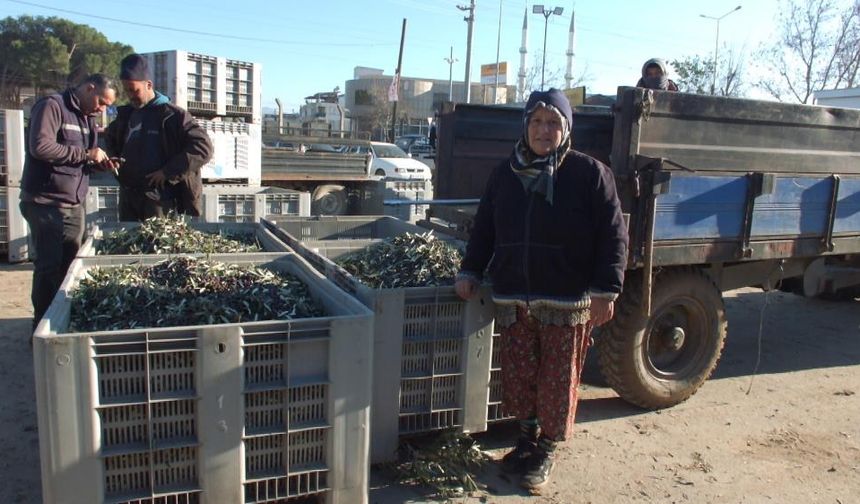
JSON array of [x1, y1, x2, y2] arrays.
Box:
[[455, 88, 628, 489], [636, 58, 679, 91]]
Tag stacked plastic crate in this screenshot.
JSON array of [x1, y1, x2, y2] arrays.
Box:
[[145, 50, 262, 125], [0, 109, 28, 262], [84, 180, 121, 229], [263, 215, 496, 464], [383, 180, 433, 223], [37, 217, 374, 503], [203, 185, 311, 223], [197, 119, 262, 185], [84, 185, 310, 228]]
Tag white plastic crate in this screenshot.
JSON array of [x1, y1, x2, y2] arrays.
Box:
[[383, 180, 433, 223], [85, 185, 310, 227], [0, 112, 6, 185], [1, 109, 25, 186], [203, 185, 311, 224], [85, 184, 121, 229], [144, 50, 262, 124], [486, 332, 513, 423], [198, 120, 262, 184], [263, 216, 494, 464], [78, 221, 292, 257], [1, 186, 29, 262], [0, 187, 7, 256], [266, 214, 429, 242], [34, 253, 373, 504]]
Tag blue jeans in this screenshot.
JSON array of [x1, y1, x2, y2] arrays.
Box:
[[19, 201, 85, 331]]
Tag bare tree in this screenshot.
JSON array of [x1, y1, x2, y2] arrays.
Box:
[[521, 52, 591, 101], [757, 0, 860, 103]]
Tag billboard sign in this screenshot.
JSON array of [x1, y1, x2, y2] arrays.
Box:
[[480, 62, 508, 85]]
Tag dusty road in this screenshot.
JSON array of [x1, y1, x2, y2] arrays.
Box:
[[1, 262, 858, 504]]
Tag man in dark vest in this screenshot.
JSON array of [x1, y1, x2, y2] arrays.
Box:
[[105, 53, 213, 220], [20, 73, 117, 331]]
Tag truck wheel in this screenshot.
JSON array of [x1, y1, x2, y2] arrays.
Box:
[[375, 169, 386, 177], [311, 185, 348, 215], [595, 267, 727, 409]]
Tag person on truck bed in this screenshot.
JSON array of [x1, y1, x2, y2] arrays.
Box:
[[105, 54, 213, 220], [455, 88, 628, 489], [636, 58, 679, 91]]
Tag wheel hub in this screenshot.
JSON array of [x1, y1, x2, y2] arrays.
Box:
[[662, 326, 686, 351]]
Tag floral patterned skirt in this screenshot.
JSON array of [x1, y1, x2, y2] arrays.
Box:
[[499, 305, 592, 441]]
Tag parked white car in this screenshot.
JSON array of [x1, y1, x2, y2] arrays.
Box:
[[368, 142, 432, 180]]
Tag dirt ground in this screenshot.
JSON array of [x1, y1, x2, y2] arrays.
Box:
[[1, 262, 858, 504]]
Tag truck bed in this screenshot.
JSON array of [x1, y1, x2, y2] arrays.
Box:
[[261, 148, 370, 181]]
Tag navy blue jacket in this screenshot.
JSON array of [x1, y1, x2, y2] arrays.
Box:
[[21, 89, 97, 206], [105, 97, 213, 216], [461, 151, 628, 301]]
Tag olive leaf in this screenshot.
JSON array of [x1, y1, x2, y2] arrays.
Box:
[[337, 232, 463, 289], [70, 257, 325, 332], [96, 214, 261, 255]]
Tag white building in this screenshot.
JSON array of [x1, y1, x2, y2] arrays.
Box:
[[142, 50, 263, 124], [813, 87, 860, 109], [299, 92, 351, 135], [345, 66, 515, 140]]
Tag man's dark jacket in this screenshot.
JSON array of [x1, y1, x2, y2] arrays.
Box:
[[21, 89, 97, 206], [105, 98, 212, 216], [460, 151, 628, 300]]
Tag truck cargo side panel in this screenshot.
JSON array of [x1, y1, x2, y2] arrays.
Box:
[[654, 175, 747, 241], [833, 178, 860, 234], [750, 176, 833, 237], [629, 90, 860, 175]]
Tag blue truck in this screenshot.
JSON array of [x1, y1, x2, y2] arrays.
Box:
[[428, 86, 860, 409]]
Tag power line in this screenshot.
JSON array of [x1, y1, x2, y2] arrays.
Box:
[[7, 0, 397, 47]]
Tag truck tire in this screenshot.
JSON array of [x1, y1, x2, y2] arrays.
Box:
[[311, 185, 348, 215], [375, 169, 386, 177], [595, 267, 727, 409]]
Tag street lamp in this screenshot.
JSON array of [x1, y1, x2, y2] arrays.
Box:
[[700, 5, 741, 96], [444, 46, 458, 101], [532, 5, 564, 90]]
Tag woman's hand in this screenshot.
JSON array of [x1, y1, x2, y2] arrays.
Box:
[[455, 277, 479, 300], [590, 297, 615, 327]]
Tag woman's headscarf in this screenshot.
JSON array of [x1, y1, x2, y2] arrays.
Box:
[[510, 88, 573, 205], [640, 58, 671, 90]]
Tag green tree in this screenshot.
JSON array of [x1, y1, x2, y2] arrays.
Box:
[[672, 47, 746, 97], [672, 56, 714, 94], [0, 15, 132, 108]]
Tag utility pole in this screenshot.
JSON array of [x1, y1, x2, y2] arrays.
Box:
[[458, 0, 476, 103], [389, 18, 407, 143], [493, 0, 502, 104], [444, 46, 458, 101]]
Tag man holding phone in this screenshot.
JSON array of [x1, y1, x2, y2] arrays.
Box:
[[20, 73, 117, 331], [105, 53, 213, 220]]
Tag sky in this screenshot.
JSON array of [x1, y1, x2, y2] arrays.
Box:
[[0, 0, 783, 112]]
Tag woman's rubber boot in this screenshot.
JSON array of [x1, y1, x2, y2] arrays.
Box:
[[521, 436, 557, 489], [500, 420, 539, 473]]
